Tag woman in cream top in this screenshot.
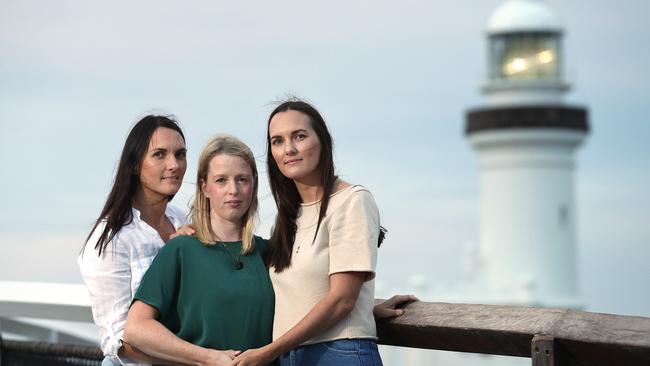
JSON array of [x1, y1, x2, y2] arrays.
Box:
[[271, 185, 379, 345], [232, 99, 385, 366]]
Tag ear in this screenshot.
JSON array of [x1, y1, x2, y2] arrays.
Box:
[[200, 178, 208, 196]]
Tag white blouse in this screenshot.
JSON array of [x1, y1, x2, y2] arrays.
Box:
[[77, 205, 186, 366]]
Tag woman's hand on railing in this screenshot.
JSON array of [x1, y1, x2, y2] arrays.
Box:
[[374, 294, 419, 319]]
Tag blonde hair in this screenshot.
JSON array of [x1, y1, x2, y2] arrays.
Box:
[[191, 134, 258, 254]]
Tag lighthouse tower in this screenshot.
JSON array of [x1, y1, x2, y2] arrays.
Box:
[[465, 0, 589, 308]]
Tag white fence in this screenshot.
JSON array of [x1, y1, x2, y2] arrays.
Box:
[[0, 281, 97, 345]]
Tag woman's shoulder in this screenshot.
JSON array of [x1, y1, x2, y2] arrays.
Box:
[[80, 219, 130, 258], [349, 184, 373, 196], [254, 235, 270, 253], [166, 204, 189, 225], [82, 219, 107, 251], [162, 235, 203, 254], [331, 182, 376, 206], [325, 183, 379, 226]]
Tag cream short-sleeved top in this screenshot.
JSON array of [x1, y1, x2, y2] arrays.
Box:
[[270, 185, 379, 345]]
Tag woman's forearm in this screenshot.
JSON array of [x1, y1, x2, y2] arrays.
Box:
[[124, 317, 213, 365], [124, 300, 237, 366], [268, 292, 354, 356], [119, 342, 182, 366], [264, 272, 366, 359]]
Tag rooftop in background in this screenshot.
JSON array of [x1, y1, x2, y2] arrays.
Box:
[[488, 0, 563, 34]]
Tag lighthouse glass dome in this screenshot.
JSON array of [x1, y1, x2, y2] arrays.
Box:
[[489, 32, 561, 81]]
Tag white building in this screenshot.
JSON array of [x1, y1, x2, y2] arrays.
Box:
[[381, 0, 590, 363], [466, 0, 589, 309]]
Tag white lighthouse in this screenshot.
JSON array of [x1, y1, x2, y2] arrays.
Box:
[[465, 0, 589, 308]]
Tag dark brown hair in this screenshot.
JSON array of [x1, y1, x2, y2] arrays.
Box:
[[265, 100, 337, 272], [84, 115, 185, 257]]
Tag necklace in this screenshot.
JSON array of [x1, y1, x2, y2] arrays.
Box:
[[213, 234, 244, 270], [220, 242, 244, 270]]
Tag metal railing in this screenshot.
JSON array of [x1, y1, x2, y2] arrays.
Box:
[[0, 339, 102, 366]]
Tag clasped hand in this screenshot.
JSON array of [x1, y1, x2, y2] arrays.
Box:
[[227, 346, 273, 366], [203, 349, 240, 366]]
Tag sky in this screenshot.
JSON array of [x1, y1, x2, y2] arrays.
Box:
[[1, 0, 649, 318]]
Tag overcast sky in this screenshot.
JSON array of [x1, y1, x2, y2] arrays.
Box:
[[1, 0, 648, 317]]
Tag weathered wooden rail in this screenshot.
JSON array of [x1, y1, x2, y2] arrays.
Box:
[[376, 301, 650, 365], [2, 301, 650, 365]]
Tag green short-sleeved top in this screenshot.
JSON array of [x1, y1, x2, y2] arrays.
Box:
[[134, 235, 274, 351]]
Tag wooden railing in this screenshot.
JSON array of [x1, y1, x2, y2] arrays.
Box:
[[376, 301, 650, 365], [2, 300, 650, 365]]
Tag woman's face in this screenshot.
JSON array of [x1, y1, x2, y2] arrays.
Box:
[[201, 154, 254, 226], [139, 127, 187, 200], [269, 110, 322, 183]]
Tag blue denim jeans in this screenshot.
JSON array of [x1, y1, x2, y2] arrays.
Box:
[[279, 339, 383, 366]]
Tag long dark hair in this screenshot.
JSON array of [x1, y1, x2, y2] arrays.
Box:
[[265, 100, 337, 272], [84, 115, 185, 257]]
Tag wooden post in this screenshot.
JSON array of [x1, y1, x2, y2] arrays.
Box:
[[532, 335, 557, 366]]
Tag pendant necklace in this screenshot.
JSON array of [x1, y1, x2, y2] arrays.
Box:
[[214, 234, 244, 270]]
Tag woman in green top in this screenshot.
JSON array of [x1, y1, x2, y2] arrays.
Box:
[[124, 134, 273, 365]]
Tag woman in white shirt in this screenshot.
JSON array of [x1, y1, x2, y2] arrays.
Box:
[[78, 115, 194, 366]]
